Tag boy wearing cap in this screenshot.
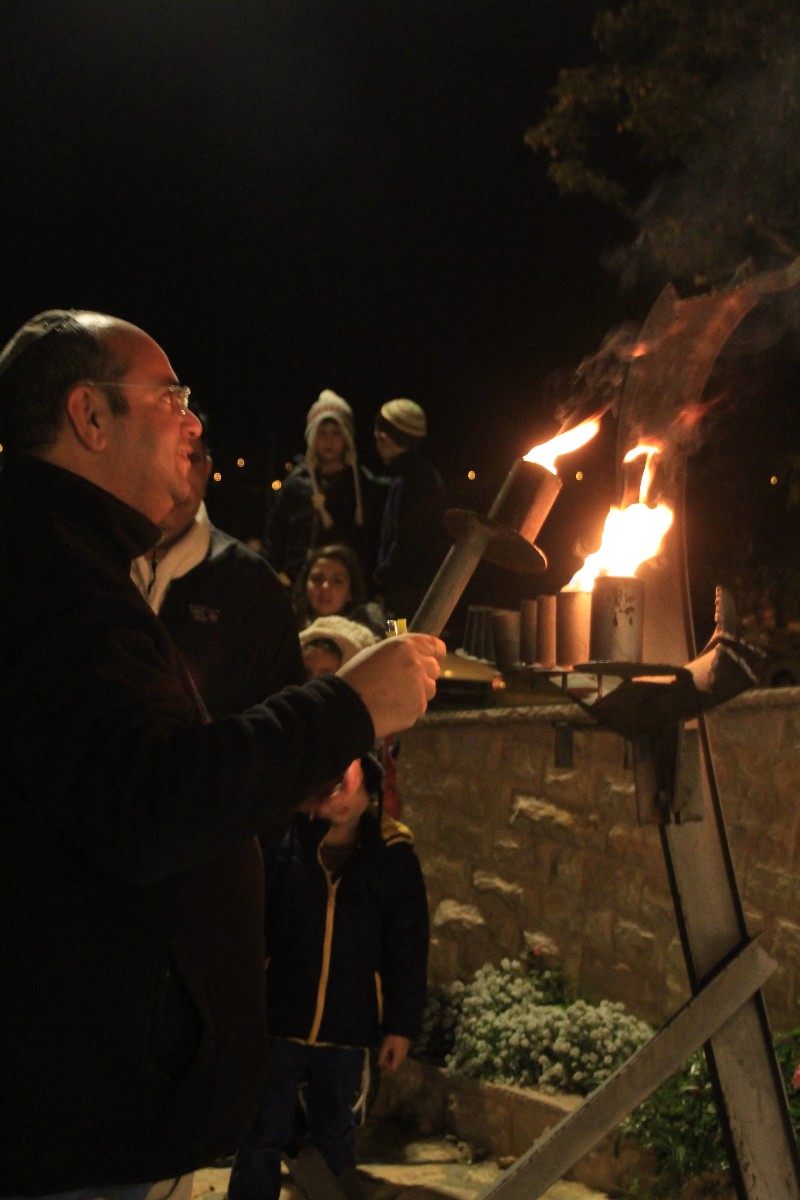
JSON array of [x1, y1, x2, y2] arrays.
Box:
[[264, 389, 386, 585], [227, 755, 429, 1200], [373, 397, 449, 619]]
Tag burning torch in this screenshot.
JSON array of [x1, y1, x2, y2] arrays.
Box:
[[408, 421, 600, 637]]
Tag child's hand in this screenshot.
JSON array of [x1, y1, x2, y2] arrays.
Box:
[[377, 1034, 411, 1072], [792, 1061, 800, 1089]]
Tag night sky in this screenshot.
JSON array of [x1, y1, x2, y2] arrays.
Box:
[[0, 1, 627, 555], [4, 0, 795, 623]]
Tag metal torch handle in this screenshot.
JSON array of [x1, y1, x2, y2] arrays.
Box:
[[408, 520, 494, 636]]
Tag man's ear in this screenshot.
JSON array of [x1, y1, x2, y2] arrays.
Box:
[[64, 383, 110, 452]]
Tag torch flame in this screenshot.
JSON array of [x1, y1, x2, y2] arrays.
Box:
[[524, 419, 600, 475], [566, 443, 673, 592], [623, 443, 661, 502]]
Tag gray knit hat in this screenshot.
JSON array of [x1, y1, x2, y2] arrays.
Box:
[[380, 397, 427, 439]]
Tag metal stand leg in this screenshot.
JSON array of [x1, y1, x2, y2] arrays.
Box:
[[474, 940, 776, 1200]]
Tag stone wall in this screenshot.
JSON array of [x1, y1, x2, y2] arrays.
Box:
[[397, 686, 800, 1031]]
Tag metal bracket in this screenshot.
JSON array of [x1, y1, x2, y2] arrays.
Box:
[[553, 721, 574, 768], [631, 724, 703, 826]]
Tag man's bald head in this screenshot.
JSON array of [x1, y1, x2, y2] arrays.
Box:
[[0, 309, 135, 453]]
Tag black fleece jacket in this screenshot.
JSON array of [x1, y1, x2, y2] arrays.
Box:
[[0, 456, 375, 1194]]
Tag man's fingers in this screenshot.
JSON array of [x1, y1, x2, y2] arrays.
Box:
[[337, 633, 446, 736]]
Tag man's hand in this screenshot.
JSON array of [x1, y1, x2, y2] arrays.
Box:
[[337, 633, 445, 736], [377, 1034, 411, 1072]]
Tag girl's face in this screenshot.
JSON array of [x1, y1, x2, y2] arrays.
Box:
[[306, 556, 352, 616]]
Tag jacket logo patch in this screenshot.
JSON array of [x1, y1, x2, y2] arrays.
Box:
[[189, 604, 221, 624]]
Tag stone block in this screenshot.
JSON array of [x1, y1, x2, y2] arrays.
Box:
[[492, 836, 526, 877], [471, 869, 524, 906], [422, 854, 472, 898], [522, 929, 561, 958], [432, 899, 486, 929], [746, 863, 800, 913], [509, 794, 579, 844], [581, 908, 615, 953], [771, 918, 800, 970], [614, 919, 659, 968]]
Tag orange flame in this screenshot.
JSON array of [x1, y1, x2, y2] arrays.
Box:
[[623, 443, 661, 501], [524, 419, 600, 475], [566, 444, 673, 592]]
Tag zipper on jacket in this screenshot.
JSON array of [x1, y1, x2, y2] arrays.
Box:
[[307, 852, 340, 1043]]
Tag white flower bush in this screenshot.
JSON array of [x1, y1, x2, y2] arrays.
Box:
[[416, 958, 652, 1097]]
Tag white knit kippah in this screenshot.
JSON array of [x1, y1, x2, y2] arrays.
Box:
[[380, 397, 427, 438]]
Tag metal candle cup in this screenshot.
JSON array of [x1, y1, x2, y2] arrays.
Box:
[[410, 460, 560, 637], [519, 598, 539, 665], [556, 590, 591, 669], [536, 595, 557, 669], [589, 575, 645, 663]]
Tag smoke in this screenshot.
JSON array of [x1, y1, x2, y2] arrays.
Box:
[[608, 44, 800, 311], [548, 322, 644, 432]]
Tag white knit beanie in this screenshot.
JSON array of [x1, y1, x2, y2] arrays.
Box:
[[304, 389, 363, 527], [299, 615, 379, 666]]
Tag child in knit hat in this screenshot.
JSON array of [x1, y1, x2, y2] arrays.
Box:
[[264, 390, 387, 586], [304, 390, 364, 534]]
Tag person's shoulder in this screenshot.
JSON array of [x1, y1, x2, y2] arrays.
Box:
[[360, 464, 390, 488], [207, 527, 290, 592], [379, 810, 416, 848], [283, 462, 313, 490]]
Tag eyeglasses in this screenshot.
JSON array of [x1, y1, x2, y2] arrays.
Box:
[[90, 380, 192, 417]]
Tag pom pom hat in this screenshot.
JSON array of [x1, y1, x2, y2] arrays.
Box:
[[305, 389, 356, 450], [304, 389, 363, 528]]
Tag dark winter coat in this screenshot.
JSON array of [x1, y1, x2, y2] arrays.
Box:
[[374, 449, 449, 619], [158, 526, 304, 719], [0, 455, 376, 1194], [264, 810, 429, 1047], [264, 461, 386, 583]]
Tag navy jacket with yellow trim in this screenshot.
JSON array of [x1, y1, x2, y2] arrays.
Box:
[[264, 809, 429, 1047]]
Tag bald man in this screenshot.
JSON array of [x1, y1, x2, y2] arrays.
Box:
[[0, 310, 444, 1200]]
